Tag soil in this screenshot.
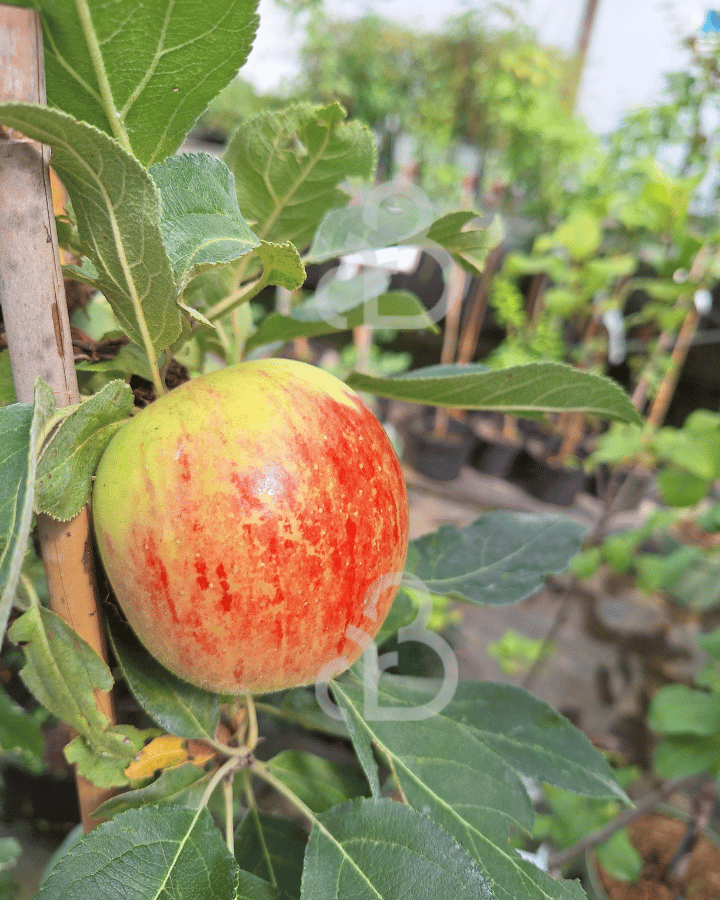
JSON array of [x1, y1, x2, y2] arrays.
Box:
[[594, 814, 720, 900]]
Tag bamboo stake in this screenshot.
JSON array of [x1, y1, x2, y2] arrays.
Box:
[[551, 315, 601, 466], [645, 305, 701, 430], [456, 242, 503, 365], [631, 329, 674, 415], [0, 5, 115, 832]]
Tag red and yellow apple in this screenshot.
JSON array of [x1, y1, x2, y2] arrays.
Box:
[[92, 358, 409, 695]]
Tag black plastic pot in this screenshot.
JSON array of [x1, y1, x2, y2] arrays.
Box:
[[403, 413, 477, 481], [516, 418, 562, 453], [509, 448, 590, 506], [470, 436, 523, 478]]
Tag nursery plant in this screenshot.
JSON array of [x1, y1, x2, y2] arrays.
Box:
[[649, 622, 720, 785], [0, 3, 645, 898]]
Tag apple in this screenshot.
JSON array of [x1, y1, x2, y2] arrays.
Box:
[[92, 358, 409, 695]]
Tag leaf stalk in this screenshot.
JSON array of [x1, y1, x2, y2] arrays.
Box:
[[206, 270, 271, 323]]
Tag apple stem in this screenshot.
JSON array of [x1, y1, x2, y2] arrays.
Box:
[[222, 776, 235, 856], [197, 754, 245, 815], [244, 693, 259, 750]]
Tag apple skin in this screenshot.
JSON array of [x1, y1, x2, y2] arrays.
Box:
[[92, 358, 409, 695]]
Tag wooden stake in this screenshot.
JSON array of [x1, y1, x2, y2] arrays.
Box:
[[0, 5, 115, 832], [645, 306, 701, 430], [456, 243, 503, 366], [434, 261, 467, 437]]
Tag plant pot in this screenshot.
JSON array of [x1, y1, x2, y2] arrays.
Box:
[[403, 412, 477, 481], [517, 418, 562, 453], [584, 808, 720, 900], [470, 436, 523, 478], [508, 448, 589, 506]]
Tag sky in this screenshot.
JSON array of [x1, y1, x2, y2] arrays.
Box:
[[242, 0, 709, 134]]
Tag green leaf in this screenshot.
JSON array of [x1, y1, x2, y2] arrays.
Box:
[[7, 605, 140, 760], [0, 838, 20, 872], [0, 870, 19, 900], [346, 362, 642, 424], [405, 513, 586, 605], [0, 379, 56, 645], [150, 153, 260, 290], [585, 254, 636, 282], [440, 682, 627, 800], [334, 692, 381, 799], [7, 605, 145, 775], [37, 0, 260, 167], [224, 102, 375, 249], [75, 344, 156, 384], [303, 799, 498, 900], [336, 676, 626, 805], [656, 468, 711, 507], [334, 680, 534, 843], [536, 210, 602, 261], [655, 735, 720, 779], [698, 625, 720, 660], [108, 615, 221, 741], [426, 211, 501, 276], [36, 806, 238, 899], [234, 811, 306, 897], [653, 428, 715, 478], [236, 871, 296, 900], [266, 750, 366, 813], [635, 546, 699, 594], [0, 683, 45, 760], [504, 251, 567, 282], [255, 688, 350, 741], [9, 603, 109, 712], [0, 104, 183, 353], [332, 682, 616, 900], [0, 836, 21, 900], [34, 380, 134, 521], [255, 241, 306, 291], [649, 684, 720, 736], [666, 554, 720, 611], [587, 424, 643, 466], [64, 728, 153, 789], [246, 292, 434, 352], [93, 763, 213, 820], [0, 352, 16, 407], [375, 587, 418, 646], [595, 830, 642, 883]]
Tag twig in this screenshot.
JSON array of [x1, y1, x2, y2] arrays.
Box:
[[547, 775, 702, 871], [521, 581, 574, 692]]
